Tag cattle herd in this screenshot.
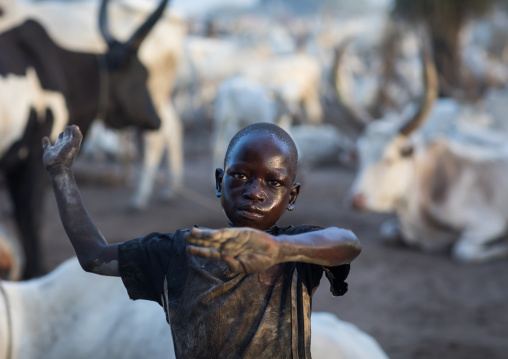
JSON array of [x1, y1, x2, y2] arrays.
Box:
[[1, 0, 508, 358]]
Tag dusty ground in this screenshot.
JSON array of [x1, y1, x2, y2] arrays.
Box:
[[1, 123, 507, 359]]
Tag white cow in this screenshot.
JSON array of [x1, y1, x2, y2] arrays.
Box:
[[289, 124, 355, 170], [241, 52, 324, 125], [344, 39, 508, 262], [211, 75, 293, 170], [0, 257, 390, 359], [7, 0, 187, 211]]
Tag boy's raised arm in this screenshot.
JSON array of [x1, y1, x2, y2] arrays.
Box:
[[42, 125, 120, 276], [186, 226, 361, 274]]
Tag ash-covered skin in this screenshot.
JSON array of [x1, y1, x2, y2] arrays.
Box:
[[42, 125, 120, 276]]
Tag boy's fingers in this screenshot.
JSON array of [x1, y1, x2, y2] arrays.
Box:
[[187, 245, 221, 260], [185, 237, 222, 249], [188, 228, 214, 239], [41, 136, 50, 150]]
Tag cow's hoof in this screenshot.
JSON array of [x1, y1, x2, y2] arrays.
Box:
[[127, 200, 147, 212], [379, 219, 404, 246], [452, 241, 508, 264], [160, 188, 178, 202]]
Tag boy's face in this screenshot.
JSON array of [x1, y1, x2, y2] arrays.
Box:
[[216, 133, 300, 230]]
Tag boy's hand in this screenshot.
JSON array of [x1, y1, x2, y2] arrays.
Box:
[[185, 227, 280, 274], [42, 125, 83, 172]]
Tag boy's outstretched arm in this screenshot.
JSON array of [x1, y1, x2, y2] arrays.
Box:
[[42, 125, 120, 276], [186, 226, 361, 274]]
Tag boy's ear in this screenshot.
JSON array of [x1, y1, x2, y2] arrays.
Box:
[[215, 168, 224, 197], [287, 182, 300, 211]]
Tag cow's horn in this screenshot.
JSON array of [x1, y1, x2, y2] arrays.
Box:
[[99, 0, 117, 47], [331, 38, 374, 130], [398, 35, 438, 136], [125, 0, 170, 52]]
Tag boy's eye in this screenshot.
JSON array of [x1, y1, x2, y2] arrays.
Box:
[[269, 180, 283, 187], [233, 173, 247, 180]]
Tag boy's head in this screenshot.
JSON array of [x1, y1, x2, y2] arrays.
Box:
[[215, 122, 300, 230], [223, 123, 298, 180]]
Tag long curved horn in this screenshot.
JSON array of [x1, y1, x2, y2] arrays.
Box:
[[331, 38, 374, 129], [399, 33, 438, 136], [98, 0, 116, 47], [126, 0, 170, 52]]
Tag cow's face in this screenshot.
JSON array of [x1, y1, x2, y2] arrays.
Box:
[[347, 122, 417, 213], [103, 46, 160, 131]]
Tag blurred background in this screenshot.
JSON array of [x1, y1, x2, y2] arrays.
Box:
[[1, 0, 508, 358]]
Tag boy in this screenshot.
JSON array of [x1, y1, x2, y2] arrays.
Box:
[[42, 122, 361, 358]]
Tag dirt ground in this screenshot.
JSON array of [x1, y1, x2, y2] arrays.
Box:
[[2, 122, 507, 359]]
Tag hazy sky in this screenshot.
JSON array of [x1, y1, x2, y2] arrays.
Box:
[[171, 0, 259, 17], [168, 0, 392, 17]]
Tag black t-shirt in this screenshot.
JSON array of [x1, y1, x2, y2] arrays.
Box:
[[119, 224, 350, 359]]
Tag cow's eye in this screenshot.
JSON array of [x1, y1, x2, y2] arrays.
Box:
[[400, 145, 414, 158]]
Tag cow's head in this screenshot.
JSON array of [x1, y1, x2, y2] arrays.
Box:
[[339, 33, 439, 212], [97, 0, 170, 130]]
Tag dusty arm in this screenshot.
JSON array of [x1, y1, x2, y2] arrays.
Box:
[[42, 125, 120, 276], [186, 226, 361, 274]]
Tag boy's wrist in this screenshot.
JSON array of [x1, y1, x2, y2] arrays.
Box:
[[274, 234, 295, 263], [47, 164, 73, 178]]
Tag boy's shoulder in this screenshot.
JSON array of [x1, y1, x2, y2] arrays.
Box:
[[269, 224, 324, 236]]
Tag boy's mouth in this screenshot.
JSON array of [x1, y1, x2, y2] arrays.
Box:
[[238, 206, 264, 220]]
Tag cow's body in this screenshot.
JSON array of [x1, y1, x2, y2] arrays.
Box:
[[241, 52, 324, 125], [0, 256, 389, 359], [0, 0, 170, 278], [211, 75, 292, 170], [348, 99, 508, 262], [336, 31, 508, 262], [6, 0, 186, 211]]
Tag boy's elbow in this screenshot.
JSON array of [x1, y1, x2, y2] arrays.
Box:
[[337, 228, 362, 263], [77, 256, 96, 273], [348, 231, 362, 255], [349, 237, 362, 261]]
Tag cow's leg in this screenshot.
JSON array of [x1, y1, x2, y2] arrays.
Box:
[[4, 150, 47, 278], [0, 223, 24, 280], [159, 103, 183, 202], [379, 218, 404, 245], [129, 129, 165, 210], [129, 103, 183, 210], [302, 92, 323, 126], [452, 216, 508, 263], [3, 108, 53, 278]]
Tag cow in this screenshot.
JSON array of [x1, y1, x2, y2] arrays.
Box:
[[0, 0, 171, 278], [339, 35, 508, 263], [211, 75, 293, 170], [7, 0, 186, 211], [241, 52, 324, 125], [0, 256, 390, 359]]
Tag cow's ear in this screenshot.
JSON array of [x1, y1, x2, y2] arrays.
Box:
[[400, 144, 414, 158]]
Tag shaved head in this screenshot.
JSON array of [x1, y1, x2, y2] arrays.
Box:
[[224, 122, 298, 180]]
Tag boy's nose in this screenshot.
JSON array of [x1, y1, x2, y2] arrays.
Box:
[[243, 180, 266, 202]]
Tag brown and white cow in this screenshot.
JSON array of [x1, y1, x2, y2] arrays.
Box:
[[0, 0, 171, 278], [340, 37, 508, 263]]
